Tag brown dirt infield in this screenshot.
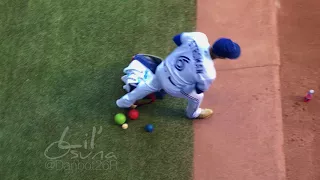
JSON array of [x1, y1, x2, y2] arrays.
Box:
[[279, 0, 320, 179], [194, 0, 320, 179], [194, 0, 285, 179]]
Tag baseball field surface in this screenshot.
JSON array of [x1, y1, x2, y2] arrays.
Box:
[[1, 0, 320, 180]]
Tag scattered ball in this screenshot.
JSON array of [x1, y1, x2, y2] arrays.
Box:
[[114, 113, 126, 125], [122, 123, 128, 129], [128, 109, 139, 120], [144, 124, 154, 132]]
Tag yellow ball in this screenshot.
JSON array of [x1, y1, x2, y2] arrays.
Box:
[[122, 123, 128, 129]]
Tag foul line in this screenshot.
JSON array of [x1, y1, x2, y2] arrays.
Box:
[[216, 64, 280, 72]]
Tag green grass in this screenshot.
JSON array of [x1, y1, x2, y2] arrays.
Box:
[[0, 0, 196, 179]]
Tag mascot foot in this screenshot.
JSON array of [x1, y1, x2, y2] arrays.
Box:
[[130, 104, 137, 109]]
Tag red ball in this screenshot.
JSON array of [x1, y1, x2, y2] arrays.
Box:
[[128, 109, 139, 120]]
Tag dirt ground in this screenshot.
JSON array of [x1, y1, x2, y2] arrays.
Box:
[[194, 0, 319, 179], [194, 0, 285, 179], [278, 0, 320, 179]]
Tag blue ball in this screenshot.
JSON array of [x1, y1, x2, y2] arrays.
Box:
[[144, 124, 154, 132]]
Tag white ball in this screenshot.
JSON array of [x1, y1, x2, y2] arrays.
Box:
[[309, 90, 315, 94], [122, 123, 128, 129]]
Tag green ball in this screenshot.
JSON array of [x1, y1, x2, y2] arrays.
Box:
[[114, 113, 126, 125]]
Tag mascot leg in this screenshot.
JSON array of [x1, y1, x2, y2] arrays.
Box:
[[116, 79, 161, 108]]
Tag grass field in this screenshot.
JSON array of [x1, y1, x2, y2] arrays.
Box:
[[0, 0, 196, 179]]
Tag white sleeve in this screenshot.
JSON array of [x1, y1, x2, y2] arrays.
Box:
[[195, 75, 215, 93], [195, 65, 216, 93], [182, 77, 213, 94]]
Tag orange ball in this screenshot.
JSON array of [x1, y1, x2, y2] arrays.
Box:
[[128, 109, 139, 120]]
